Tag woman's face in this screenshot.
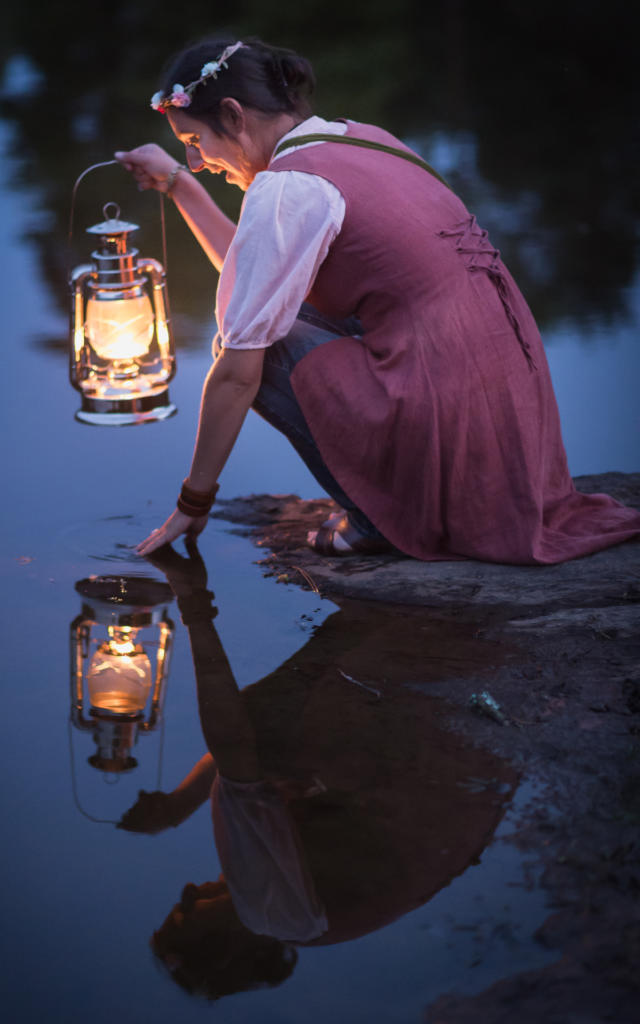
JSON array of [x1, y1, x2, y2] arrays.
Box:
[[168, 109, 259, 190], [153, 880, 235, 955]]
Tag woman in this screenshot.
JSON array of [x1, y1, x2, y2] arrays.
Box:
[[117, 36, 640, 562]]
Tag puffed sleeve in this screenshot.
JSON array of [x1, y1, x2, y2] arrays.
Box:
[[211, 774, 328, 942], [216, 170, 345, 349]]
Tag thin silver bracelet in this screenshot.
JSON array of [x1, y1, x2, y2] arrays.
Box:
[[165, 163, 187, 196]]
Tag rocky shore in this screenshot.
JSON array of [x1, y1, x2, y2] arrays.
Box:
[[213, 472, 640, 1023]]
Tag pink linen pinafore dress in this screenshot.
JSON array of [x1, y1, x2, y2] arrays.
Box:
[[272, 122, 640, 564]]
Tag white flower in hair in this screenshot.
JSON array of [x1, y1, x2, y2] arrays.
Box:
[[150, 42, 246, 113]]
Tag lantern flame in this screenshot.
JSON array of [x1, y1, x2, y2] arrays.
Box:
[[85, 294, 155, 361], [86, 624, 152, 714]]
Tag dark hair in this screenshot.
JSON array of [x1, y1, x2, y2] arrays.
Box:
[[152, 913, 298, 1000], [158, 36, 315, 135]]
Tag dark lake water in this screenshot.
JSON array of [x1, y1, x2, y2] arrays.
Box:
[[1, 6, 638, 1021]]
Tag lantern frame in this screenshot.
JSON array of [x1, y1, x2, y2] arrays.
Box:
[[69, 576, 175, 774], [69, 203, 177, 426]]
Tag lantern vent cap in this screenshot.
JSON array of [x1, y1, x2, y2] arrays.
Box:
[[86, 202, 139, 237], [75, 575, 174, 613]]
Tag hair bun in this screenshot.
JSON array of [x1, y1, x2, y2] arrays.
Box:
[[278, 53, 316, 97]]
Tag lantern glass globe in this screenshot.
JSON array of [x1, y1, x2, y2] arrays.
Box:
[[85, 293, 155, 362]]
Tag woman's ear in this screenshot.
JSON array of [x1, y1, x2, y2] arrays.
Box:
[[218, 98, 245, 136]]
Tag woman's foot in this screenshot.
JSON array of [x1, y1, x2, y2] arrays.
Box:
[[307, 515, 392, 556], [322, 508, 345, 529]]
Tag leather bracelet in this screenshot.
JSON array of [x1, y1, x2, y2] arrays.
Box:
[[177, 497, 211, 517], [165, 163, 187, 196], [181, 479, 219, 504], [177, 590, 218, 626], [176, 480, 219, 517]]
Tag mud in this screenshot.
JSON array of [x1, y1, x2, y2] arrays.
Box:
[[213, 473, 640, 1022]]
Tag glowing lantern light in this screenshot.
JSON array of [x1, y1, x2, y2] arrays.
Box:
[[69, 202, 176, 426], [70, 576, 175, 778], [86, 626, 153, 717]]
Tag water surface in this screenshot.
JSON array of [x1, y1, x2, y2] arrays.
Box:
[[1, 8, 638, 1020]]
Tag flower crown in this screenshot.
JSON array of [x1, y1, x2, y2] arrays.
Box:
[[151, 41, 246, 112]]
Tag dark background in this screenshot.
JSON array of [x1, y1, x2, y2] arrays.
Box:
[[1, 0, 638, 340]]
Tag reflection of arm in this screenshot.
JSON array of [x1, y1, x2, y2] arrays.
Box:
[[117, 754, 216, 833], [170, 171, 236, 272], [179, 594, 261, 783], [169, 752, 217, 816]]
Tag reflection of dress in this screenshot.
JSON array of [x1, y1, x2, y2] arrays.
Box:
[[210, 675, 518, 947], [271, 122, 640, 563]]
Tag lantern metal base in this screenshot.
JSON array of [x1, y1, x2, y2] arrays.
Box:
[[75, 388, 177, 427]]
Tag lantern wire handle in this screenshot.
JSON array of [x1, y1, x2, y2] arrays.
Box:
[[68, 159, 119, 255], [67, 159, 171, 295], [67, 714, 168, 826], [67, 719, 117, 825], [159, 188, 169, 279]]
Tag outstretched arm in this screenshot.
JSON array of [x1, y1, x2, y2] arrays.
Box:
[[135, 345, 265, 555], [115, 144, 235, 271]]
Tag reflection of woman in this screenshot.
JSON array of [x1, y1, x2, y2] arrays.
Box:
[[117, 36, 640, 561], [119, 543, 517, 1000]]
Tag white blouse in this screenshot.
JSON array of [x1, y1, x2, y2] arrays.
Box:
[[216, 116, 348, 349]]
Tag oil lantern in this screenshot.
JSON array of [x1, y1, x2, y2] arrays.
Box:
[[69, 202, 176, 425], [69, 576, 175, 778]]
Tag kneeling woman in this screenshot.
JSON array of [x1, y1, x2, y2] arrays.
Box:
[[117, 37, 640, 562]]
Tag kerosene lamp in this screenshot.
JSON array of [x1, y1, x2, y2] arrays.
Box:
[[69, 202, 176, 425], [69, 576, 174, 779]]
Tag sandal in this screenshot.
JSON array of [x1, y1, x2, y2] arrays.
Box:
[[307, 515, 393, 556], [322, 508, 345, 528]]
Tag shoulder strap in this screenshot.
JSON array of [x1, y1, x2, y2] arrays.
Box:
[[273, 133, 450, 190]]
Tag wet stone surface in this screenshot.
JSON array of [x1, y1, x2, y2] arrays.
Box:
[[213, 472, 640, 1023], [213, 473, 640, 616]]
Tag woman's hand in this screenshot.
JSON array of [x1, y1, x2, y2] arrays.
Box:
[[117, 789, 180, 833], [115, 144, 181, 193], [144, 535, 210, 598], [136, 509, 209, 557]]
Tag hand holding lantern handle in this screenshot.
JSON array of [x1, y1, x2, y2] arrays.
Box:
[[115, 146, 236, 272], [117, 787, 185, 833], [115, 144, 183, 194]]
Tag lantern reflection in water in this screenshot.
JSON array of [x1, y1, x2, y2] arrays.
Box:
[[87, 625, 153, 719], [69, 577, 175, 817], [69, 202, 176, 426]]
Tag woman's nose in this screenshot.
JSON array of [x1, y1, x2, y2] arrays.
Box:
[[186, 146, 204, 172]]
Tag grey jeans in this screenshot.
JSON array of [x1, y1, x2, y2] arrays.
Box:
[[250, 304, 385, 541]]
